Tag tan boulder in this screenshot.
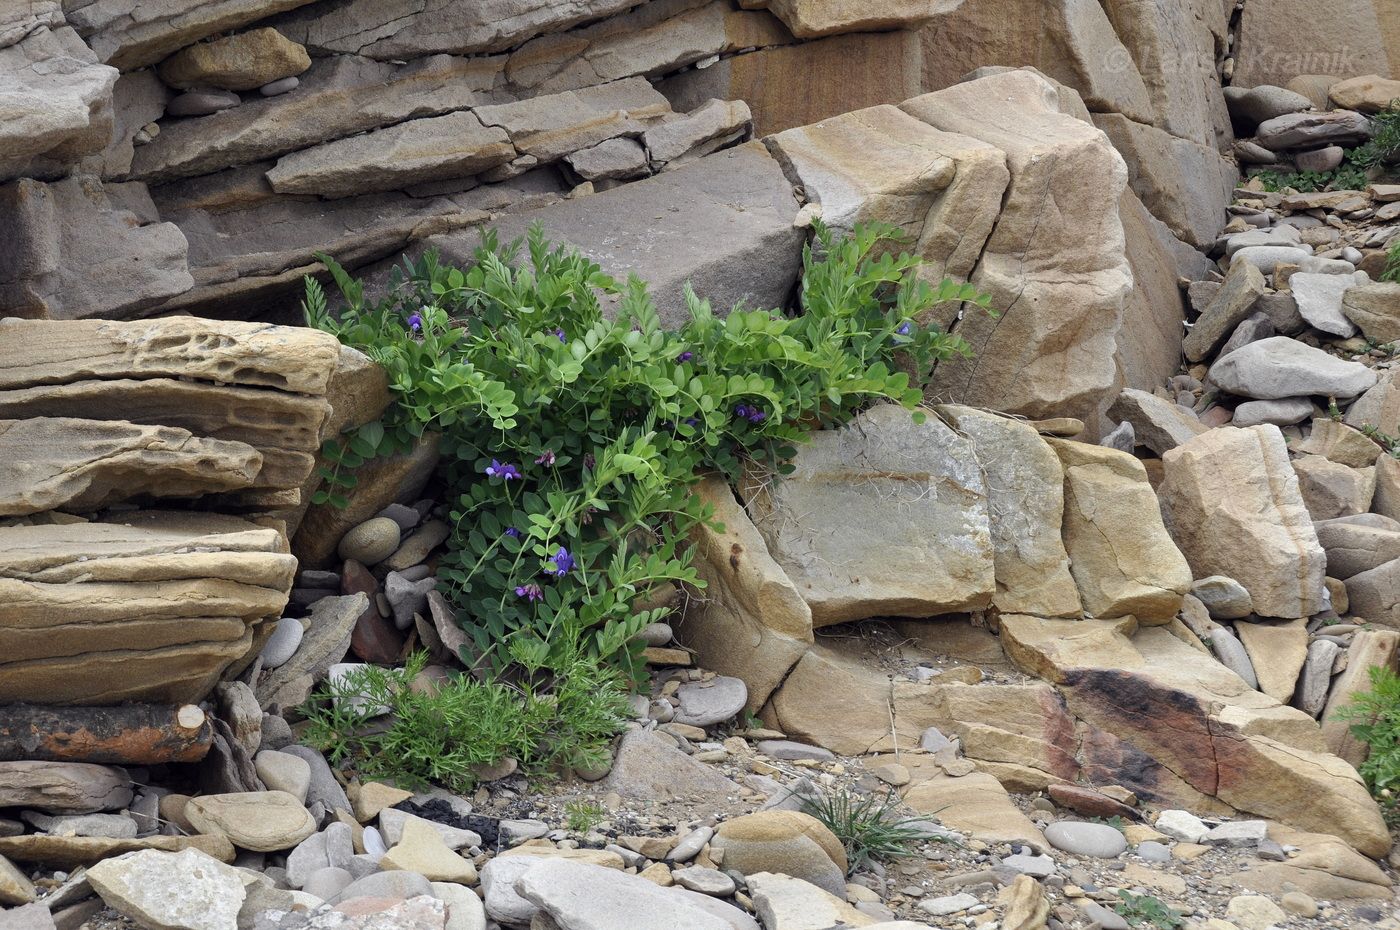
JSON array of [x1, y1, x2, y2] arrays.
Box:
[[674, 477, 811, 713], [157, 27, 310, 91], [1232, 824, 1392, 899], [1328, 74, 1400, 113], [1376, 456, 1400, 522], [1236, 620, 1310, 703], [900, 71, 1132, 420], [1048, 439, 1191, 623], [0, 761, 132, 813], [1321, 630, 1400, 766], [1292, 456, 1375, 520], [743, 404, 993, 627], [380, 816, 476, 884], [762, 0, 948, 37], [1345, 558, 1400, 625], [0, 833, 235, 867], [1341, 282, 1400, 344], [1160, 426, 1327, 619], [712, 810, 847, 896], [930, 682, 1082, 791], [1233, 0, 1392, 88], [473, 78, 670, 163], [902, 771, 1046, 848], [1293, 418, 1384, 469], [1344, 369, 1398, 440], [185, 791, 316, 852], [939, 407, 1081, 618]]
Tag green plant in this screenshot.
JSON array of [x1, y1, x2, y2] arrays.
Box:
[[564, 800, 607, 833], [299, 649, 631, 792], [1347, 104, 1400, 173], [1381, 237, 1400, 285], [305, 222, 989, 679], [800, 788, 948, 874], [1113, 891, 1183, 929], [1334, 665, 1400, 821]]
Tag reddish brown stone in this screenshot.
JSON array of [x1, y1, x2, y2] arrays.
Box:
[[1047, 783, 1140, 821], [341, 559, 402, 664]]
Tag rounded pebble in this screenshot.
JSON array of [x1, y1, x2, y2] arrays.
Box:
[[337, 517, 401, 565]]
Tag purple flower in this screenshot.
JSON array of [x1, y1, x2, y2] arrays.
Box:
[[735, 404, 765, 424], [896, 322, 912, 336], [535, 450, 556, 466], [677, 351, 694, 363], [504, 527, 522, 539], [407, 313, 423, 332], [515, 583, 543, 602], [554, 328, 567, 343], [583, 453, 596, 471], [484, 459, 521, 481], [544, 546, 575, 578], [684, 417, 700, 428]]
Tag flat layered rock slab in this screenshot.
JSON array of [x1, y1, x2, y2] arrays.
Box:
[[0, 833, 234, 867], [0, 417, 262, 516], [0, 317, 341, 395], [66, 0, 320, 70], [405, 141, 803, 327], [474, 77, 672, 162], [744, 403, 994, 627], [902, 771, 1046, 848]]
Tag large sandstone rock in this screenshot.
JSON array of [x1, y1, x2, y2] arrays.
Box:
[[938, 407, 1080, 617], [0, 25, 118, 181], [158, 27, 310, 91], [0, 762, 132, 813], [674, 477, 811, 713], [1321, 630, 1400, 766], [404, 142, 803, 329], [267, 111, 515, 199], [761, 0, 950, 37], [1209, 337, 1377, 400], [0, 177, 192, 320], [89, 848, 247, 930], [1345, 558, 1400, 625], [1049, 439, 1191, 624], [743, 404, 993, 627], [130, 54, 505, 183], [1342, 283, 1400, 344], [1234, 824, 1393, 900], [900, 71, 1132, 420], [1092, 113, 1236, 248], [1233, 0, 1391, 88], [0, 513, 294, 704], [1313, 514, 1400, 579], [1108, 389, 1208, 455], [766, 103, 1008, 284], [0, 833, 234, 867], [1236, 619, 1309, 703], [66, 0, 320, 70], [902, 771, 1046, 848], [918, 0, 1155, 125], [473, 77, 672, 162], [1000, 616, 1389, 856], [0, 417, 261, 516], [1160, 426, 1327, 619]]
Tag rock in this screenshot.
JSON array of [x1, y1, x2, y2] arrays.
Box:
[[260, 76, 299, 96], [1154, 810, 1208, 843], [1236, 619, 1309, 703], [384, 573, 436, 631], [602, 729, 740, 804], [1161, 426, 1327, 618], [253, 752, 311, 804], [1293, 456, 1375, 520], [903, 772, 1045, 848], [711, 810, 848, 897], [744, 404, 992, 626], [744, 872, 873, 929], [1294, 418, 1384, 469], [764, 0, 943, 37], [1191, 576, 1253, 620], [938, 407, 1080, 617], [0, 854, 35, 905], [0, 26, 117, 182], [920, 892, 978, 917], [1001, 853, 1056, 878], [565, 137, 649, 182], [1046, 784, 1136, 820], [481, 855, 553, 925], [257, 595, 366, 709], [1346, 557, 1400, 625], [516, 858, 757, 930], [902, 71, 1132, 418], [1107, 390, 1208, 455], [21, 811, 137, 839], [0, 762, 132, 813], [260, 618, 304, 670], [327, 870, 433, 906], [1232, 397, 1315, 427], [184, 791, 316, 852], [1295, 640, 1342, 717], [1342, 282, 1400, 344], [338, 518, 401, 565], [87, 848, 245, 930], [65, 0, 318, 70], [1329, 74, 1400, 113], [1203, 820, 1268, 846], [1207, 627, 1259, 690], [1048, 439, 1191, 624], [1322, 630, 1400, 764], [1210, 337, 1377, 400], [673, 677, 748, 727], [1281, 890, 1319, 917], [0, 833, 233, 867], [643, 98, 753, 164], [1043, 821, 1127, 858], [431, 881, 486, 930], [158, 28, 310, 92], [1293, 271, 1371, 337], [1256, 110, 1373, 151], [380, 817, 475, 884], [671, 867, 735, 897], [1228, 84, 1314, 125], [352, 783, 412, 823], [377, 810, 479, 851], [1226, 895, 1287, 930], [1230, 245, 1326, 275], [165, 90, 242, 117], [666, 827, 713, 864], [756, 741, 835, 762], [412, 142, 803, 328]]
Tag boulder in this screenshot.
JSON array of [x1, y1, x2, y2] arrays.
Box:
[[601, 729, 740, 804], [515, 857, 758, 930], [901, 771, 1046, 848], [1233, 824, 1393, 900], [742, 404, 993, 626], [1236, 620, 1310, 703], [1344, 369, 1399, 437], [1329, 74, 1400, 113], [66, 0, 320, 70], [900, 71, 1132, 419], [1160, 426, 1327, 618], [1048, 439, 1191, 624], [0, 25, 118, 182], [1321, 630, 1400, 766], [711, 811, 847, 896], [1233, 0, 1391, 89], [1107, 389, 1208, 455], [1183, 259, 1269, 365], [1292, 456, 1375, 520], [1255, 110, 1374, 151], [763, 0, 947, 37], [157, 27, 310, 91], [643, 98, 752, 165], [1294, 418, 1384, 469], [87, 848, 246, 930], [1227, 85, 1314, 126], [746, 872, 877, 930], [1345, 558, 1400, 625], [0, 762, 132, 813], [939, 406, 1080, 617], [1342, 282, 1400, 344], [674, 478, 811, 712], [183, 791, 316, 852], [1313, 514, 1400, 579], [1000, 616, 1389, 856], [1208, 337, 1377, 400], [1292, 272, 1370, 337]]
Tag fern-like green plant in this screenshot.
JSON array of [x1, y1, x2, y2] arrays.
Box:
[[800, 789, 949, 874], [1380, 237, 1400, 285], [1334, 665, 1400, 817]]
